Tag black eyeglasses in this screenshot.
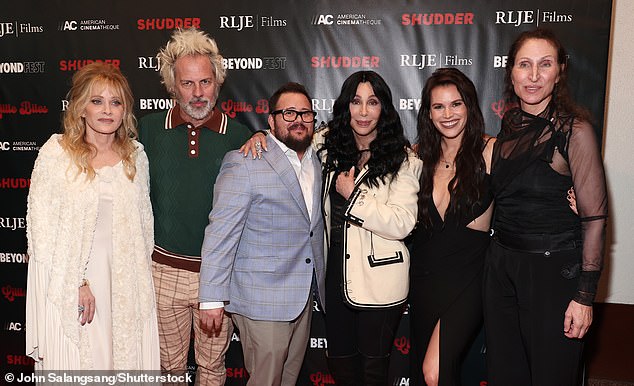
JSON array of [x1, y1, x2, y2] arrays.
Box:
[[271, 109, 317, 123]]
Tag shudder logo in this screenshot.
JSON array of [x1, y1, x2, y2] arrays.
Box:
[[59, 59, 120, 71], [402, 12, 474, 26], [137, 17, 200, 30]]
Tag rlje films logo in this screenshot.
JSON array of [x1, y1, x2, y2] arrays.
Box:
[[400, 52, 473, 70], [59, 19, 120, 31], [311, 13, 382, 26], [0, 21, 44, 37], [494, 9, 573, 27], [219, 15, 287, 31]]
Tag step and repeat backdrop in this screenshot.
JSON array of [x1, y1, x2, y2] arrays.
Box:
[[1, 0, 611, 384]]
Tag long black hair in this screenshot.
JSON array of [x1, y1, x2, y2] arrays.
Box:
[[416, 68, 486, 228], [320, 71, 408, 187]]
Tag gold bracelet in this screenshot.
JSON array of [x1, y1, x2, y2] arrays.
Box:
[[79, 278, 90, 288]]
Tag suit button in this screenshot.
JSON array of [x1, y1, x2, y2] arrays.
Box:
[[358, 201, 364, 206], [310, 231, 313, 237], [305, 258, 311, 264], [345, 254, 350, 259]]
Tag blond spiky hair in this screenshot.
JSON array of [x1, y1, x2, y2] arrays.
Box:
[[157, 28, 226, 95]]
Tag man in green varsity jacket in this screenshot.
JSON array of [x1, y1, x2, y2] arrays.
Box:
[[138, 28, 251, 385]]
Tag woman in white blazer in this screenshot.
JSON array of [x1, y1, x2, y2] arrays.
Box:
[[317, 71, 422, 385]]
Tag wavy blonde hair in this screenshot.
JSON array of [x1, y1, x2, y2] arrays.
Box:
[[59, 62, 138, 181], [158, 28, 226, 100]]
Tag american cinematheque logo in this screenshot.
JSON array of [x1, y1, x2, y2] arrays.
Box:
[[312, 13, 382, 26], [58, 19, 120, 31]]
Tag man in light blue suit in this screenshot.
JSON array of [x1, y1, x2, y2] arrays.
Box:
[[199, 82, 325, 386]]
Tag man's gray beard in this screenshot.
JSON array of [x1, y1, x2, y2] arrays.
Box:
[[181, 100, 212, 121]]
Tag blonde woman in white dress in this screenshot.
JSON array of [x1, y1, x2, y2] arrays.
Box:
[[25, 62, 159, 371]]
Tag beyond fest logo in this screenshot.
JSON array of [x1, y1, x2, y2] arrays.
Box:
[[0, 101, 48, 119], [0, 61, 45, 74], [0, 251, 28, 263], [311, 13, 383, 26], [222, 57, 287, 70], [495, 9, 573, 27], [0, 21, 43, 37], [59, 19, 120, 31]]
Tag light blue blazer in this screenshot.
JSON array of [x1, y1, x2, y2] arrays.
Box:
[[199, 139, 325, 322]]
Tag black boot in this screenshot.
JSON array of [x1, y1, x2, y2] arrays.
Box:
[[326, 353, 362, 386], [361, 353, 390, 386]]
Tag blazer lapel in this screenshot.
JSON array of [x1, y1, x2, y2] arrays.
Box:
[[265, 140, 310, 221]]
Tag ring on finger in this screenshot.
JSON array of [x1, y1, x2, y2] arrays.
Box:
[[78, 305, 85, 313]]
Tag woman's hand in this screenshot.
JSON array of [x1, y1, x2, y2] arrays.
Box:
[[563, 300, 592, 339], [78, 284, 96, 325], [335, 166, 356, 200], [567, 187, 578, 215], [238, 132, 268, 159]]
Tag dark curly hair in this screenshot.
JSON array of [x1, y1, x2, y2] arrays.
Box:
[[416, 68, 486, 228], [319, 71, 408, 187]]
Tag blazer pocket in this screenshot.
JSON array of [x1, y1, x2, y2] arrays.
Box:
[[367, 251, 404, 268], [234, 256, 279, 273]]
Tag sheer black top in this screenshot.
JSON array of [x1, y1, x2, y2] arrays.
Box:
[[491, 105, 608, 305]]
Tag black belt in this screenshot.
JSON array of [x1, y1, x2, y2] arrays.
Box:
[[492, 229, 582, 255]]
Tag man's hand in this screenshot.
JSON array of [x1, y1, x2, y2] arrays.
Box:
[[200, 307, 225, 337]]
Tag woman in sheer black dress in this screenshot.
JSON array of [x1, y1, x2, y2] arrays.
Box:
[[483, 29, 608, 386], [409, 68, 495, 386]]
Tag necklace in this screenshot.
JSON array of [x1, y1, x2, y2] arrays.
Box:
[[439, 159, 454, 169]]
